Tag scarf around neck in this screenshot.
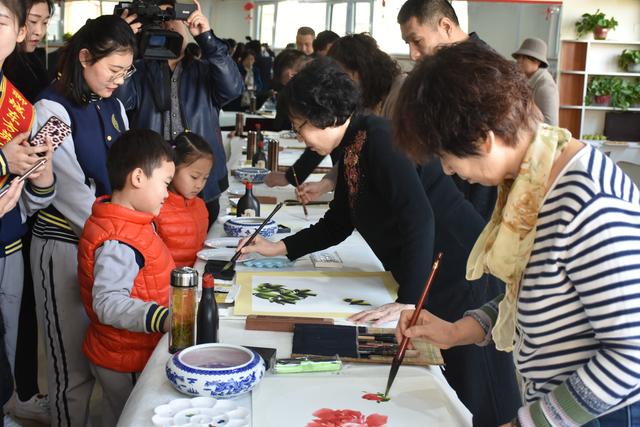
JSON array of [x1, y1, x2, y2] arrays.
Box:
[[466, 123, 572, 351]]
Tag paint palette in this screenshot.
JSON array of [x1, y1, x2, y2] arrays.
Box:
[[240, 256, 293, 269], [152, 397, 250, 427], [197, 248, 255, 262]]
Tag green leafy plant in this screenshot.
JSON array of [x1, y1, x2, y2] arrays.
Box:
[[575, 9, 618, 38], [619, 49, 640, 70], [611, 78, 635, 110], [587, 76, 616, 100]]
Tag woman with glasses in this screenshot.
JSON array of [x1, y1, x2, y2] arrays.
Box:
[[30, 15, 137, 427], [239, 57, 436, 322]]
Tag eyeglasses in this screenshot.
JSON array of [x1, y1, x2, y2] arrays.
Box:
[[292, 120, 308, 137], [108, 64, 136, 83]]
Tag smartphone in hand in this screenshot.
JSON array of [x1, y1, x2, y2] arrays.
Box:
[[0, 158, 47, 198], [30, 116, 71, 152]]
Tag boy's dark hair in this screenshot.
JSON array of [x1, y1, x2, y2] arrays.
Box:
[[393, 40, 540, 162], [172, 131, 214, 168], [296, 26, 315, 37], [397, 0, 459, 27], [279, 57, 358, 129], [1, 0, 27, 26], [107, 129, 175, 191], [328, 33, 401, 111], [313, 30, 339, 53], [54, 15, 136, 105]]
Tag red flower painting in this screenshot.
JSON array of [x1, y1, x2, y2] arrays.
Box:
[[307, 408, 388, 427]]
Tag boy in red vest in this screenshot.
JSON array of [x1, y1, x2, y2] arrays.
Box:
[[77, 129, 176, 426]]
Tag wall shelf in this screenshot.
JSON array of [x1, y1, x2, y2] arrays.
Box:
[[558, 39, 640, 138]]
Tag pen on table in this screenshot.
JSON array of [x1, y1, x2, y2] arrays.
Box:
[[222, 202, 284, 271], [383, 252, 443, 398], [290, 167, 308, 218]]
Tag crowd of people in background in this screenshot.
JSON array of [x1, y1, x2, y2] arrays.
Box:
[[0, 0, 638, 427]]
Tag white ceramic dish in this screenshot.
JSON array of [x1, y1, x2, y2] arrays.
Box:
[[204, 237, 242, 248], [152, 396, 250, 427]]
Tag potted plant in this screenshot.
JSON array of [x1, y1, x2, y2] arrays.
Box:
[[587, 76, 616, 106], [619, 49, 640, 73], [611, 78, 635, 110], [575, 10, 618, 40], [632, 79, 640, 108]]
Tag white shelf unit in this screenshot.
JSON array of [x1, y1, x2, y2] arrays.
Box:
[[558, 39, 640, 139]]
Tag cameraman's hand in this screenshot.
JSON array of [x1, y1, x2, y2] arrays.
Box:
[[186, 0, 210, 37], [120, 9, 142, 34]]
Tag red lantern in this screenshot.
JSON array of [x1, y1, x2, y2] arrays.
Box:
[[243, 1, 255, 21]]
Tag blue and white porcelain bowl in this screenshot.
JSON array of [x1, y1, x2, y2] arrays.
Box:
[[166, 344, 265, 398], [223, 217, 278, 238], [234, 167, 269, 183]]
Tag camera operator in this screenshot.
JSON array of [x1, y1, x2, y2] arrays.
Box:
[[117, 0, 243, 224]]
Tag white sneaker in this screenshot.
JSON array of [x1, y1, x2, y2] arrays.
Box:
[[3, 414, 22, 427], [13, 394, 50, 424]]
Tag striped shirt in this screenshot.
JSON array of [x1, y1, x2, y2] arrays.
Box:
[[471, 146, 640, 427]]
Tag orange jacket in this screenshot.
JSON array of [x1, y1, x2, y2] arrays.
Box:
[[78, 196, 175, 372], [155, 191, 209, 267]]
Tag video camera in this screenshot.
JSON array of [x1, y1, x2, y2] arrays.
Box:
[[114, 0, 196, 60]]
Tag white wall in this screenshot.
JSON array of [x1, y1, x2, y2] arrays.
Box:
[[204, 0, 253, 42], [561, 0, 640, 40]]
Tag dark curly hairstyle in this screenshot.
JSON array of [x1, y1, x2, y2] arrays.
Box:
[[393, 40, 541, 162], [279, 57, 359, 129], [328, 34, 401, 112], [54, 15, 136, 105]]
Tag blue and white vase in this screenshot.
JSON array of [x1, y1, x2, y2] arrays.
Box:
[[166, 344, 265, 398]]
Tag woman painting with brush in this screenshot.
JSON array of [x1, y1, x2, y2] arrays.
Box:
[[394, 41, 640, 427], [238, 57, 435, 317], [239, 56, 521, 426]]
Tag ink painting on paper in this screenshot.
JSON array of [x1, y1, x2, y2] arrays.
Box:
[[235, 271, 398, 318]]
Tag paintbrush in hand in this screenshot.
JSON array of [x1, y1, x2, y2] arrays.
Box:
[[221, 202, 285, 271], [291, 167, 308, 218], [383, 252, 443, 398]]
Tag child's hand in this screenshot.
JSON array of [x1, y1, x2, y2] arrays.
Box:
[[28, 138, 55, 188], [162, 316, 169, 334]]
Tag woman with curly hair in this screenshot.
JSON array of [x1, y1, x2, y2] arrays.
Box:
[[394, 40, 640, 427], [239, 57, 435, 318], [328, 33, 404, 117]]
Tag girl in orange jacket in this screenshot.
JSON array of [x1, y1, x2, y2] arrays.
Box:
[[155, 132, 212, 267]]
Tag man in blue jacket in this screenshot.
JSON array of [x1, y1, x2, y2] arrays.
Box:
[[116, 0, 243, 223]]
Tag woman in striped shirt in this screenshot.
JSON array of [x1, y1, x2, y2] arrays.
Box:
[[393, 41, 640, 427]]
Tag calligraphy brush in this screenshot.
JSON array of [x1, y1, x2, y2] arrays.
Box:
[[383, 252, 443, 398], [290, 167, 308, 218], [221, 202, 285, 271]]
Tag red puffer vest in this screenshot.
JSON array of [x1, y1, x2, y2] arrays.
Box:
[[78, 196, 175, 372], [154, 191, 209, 267]]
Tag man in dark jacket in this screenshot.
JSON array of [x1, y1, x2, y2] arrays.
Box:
[[116, 0, 243, 223], [397, 0, 496, 221]]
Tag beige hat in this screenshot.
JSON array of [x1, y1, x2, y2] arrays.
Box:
[[512, 38, 548, 68]]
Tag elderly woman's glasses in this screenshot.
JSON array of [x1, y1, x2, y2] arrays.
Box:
[[108, 64, 136, 83], [292, 120, 308, 137]]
